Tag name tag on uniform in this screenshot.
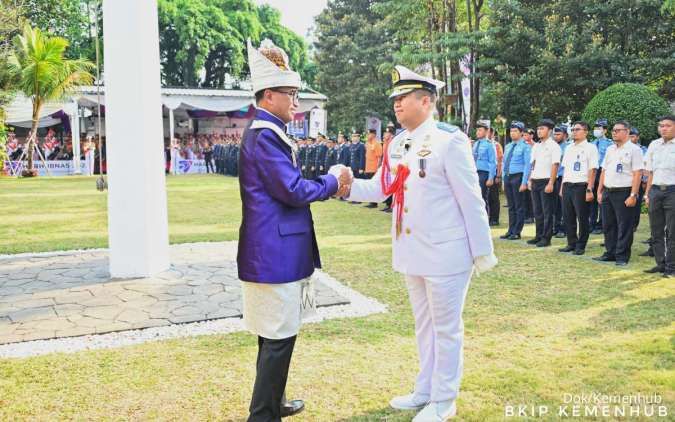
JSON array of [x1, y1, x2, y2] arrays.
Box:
[[574, 161, 581, 172], [616, 163, 623, 173]]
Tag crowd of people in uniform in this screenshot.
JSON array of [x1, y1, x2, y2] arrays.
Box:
[[471, 115, 675, 277], [169, 133, 242, 176]]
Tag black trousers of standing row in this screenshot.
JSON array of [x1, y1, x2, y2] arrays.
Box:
[[478, 170, 490, 217], [563, 183, 591, 250], [488, 181, 501, 224], [601, 188, 636, 262], [589, 170, 603, 231], [531, 179, 556, 242], [248, 335, 297, 422], [648, 186, 675, 273], [553, 176, 565, 234], [505, 173, 527, 236]]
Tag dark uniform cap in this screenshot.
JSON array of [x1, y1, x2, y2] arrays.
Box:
[[538, 118, 555, 129], [595, 118, 608, 128], [510, 121, 526, 131], [629, 127, 639, 136]]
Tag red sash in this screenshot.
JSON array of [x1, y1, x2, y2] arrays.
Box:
[[380, 143, 410, 238]]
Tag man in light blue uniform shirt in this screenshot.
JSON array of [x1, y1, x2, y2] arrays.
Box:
[[590, 118, 613, 234], [500, 121, 532, 240], [473, 119, 497, 216]]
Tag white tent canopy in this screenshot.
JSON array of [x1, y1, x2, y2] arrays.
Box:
[[4, 85, 328, 126]]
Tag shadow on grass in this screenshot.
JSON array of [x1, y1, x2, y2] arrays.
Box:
[[570, 296, 675, 338]]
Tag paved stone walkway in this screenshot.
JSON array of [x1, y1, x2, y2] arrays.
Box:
[[0, 242, 349, 345]]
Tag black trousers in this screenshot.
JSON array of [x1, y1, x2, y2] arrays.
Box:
[[477, 170, 490, 216], [525, 190, 534, 219], [553, 176, 565, 234], [384, 195, 393, 208], [204, 153, 214, 173], [634, 183, 646, 230], [601, 188, 636, 262], [488, 180, 501, 224], [248, 335, 297, 422], [531, 179, 556, 241], [505, 173, 526, 236], [589, 170, 603, 231], [563, 183, 591, 250], [648, 186, 675, 273]]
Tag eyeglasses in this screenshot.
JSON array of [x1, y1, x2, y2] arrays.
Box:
[[271, 88, 299, 101], [571, 128, 586, 132], [611, 128, 628, 133]]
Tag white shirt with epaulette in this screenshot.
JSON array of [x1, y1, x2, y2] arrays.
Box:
[[347, 117, 494, 277], [645, 137, 675, 186]]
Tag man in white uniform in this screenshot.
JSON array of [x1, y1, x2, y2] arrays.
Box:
[[331, 65, 497, 421]]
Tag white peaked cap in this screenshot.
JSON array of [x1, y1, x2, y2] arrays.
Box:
[[247, 39, 301, 94], [389, 65, 446, 99]]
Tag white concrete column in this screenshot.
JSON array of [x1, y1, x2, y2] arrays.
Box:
[[70, 101, 82, 175], [169, 107, 176, 175], [103, 0, 169, 278]]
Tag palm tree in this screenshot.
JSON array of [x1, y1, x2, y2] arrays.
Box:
[[6, 24, 93, 176]]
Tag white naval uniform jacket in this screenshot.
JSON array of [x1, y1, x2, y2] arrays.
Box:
[[347, 117, 494, 276]]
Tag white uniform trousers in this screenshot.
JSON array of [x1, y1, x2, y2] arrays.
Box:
[[405, 270, 472, 402]]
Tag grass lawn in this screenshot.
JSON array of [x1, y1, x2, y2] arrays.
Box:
[[0, 174, 673, 421]]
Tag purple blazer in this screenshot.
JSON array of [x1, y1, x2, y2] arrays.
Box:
[[237, 108, 339, 284]]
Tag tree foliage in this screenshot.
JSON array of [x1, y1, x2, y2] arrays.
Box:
[[582, 83, 670, 142], [483, 0, 675, 124], [313, 0, 399, 134]]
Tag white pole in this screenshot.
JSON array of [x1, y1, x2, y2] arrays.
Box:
[[103, 0, 169, 278], [169, 107, 176, 175], [71, 101, 82, 175]]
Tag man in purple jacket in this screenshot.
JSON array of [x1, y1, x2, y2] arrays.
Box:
[[238, 39, 350, 422]]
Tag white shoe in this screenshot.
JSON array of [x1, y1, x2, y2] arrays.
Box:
[[389, 392, 430, 410], [412, 400, 457, 421]]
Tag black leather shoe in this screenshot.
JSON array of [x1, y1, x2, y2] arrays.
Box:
[[644, 266, 665, 274], [349, 201, 360, 204], [615, 261, 628, 266], [639, 250, 654, 257], [559, 246, 575, 252], [381, 207, 392, 213], [364, 203, 378, 208], [592, 255, 616, 262], [524, 218, 534, 224], [507, 234, 521, 240], [574, 249, 585, 255], [281, 400, 305, 418], [536, 240, 551, 247], [489, 221, 500, 226], [499, 233, 512, 239], [526, 238, 540, 245], [663, 272, 675, 279]]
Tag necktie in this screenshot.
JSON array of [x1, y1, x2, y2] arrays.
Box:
[[504, 142, 515, 176]]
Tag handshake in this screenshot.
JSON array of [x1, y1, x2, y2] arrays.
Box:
[[328, 165, 354, 198]]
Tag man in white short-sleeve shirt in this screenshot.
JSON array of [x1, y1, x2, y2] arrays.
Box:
[[527, 118, 562, 247], [593, 121, 644, 265], [559, 121, 599, 255]]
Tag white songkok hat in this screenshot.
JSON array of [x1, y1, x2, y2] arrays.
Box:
[[247, 39, 301, 94]]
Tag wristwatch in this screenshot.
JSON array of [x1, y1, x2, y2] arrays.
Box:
[[586, 188, 592, 193], [630, 193, 637, 198]]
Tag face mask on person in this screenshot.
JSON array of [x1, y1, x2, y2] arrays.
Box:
[[593, 129, 603, 138]]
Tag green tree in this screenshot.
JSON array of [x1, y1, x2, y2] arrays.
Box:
[[313, 0, 398, 134], [582, 83, 670, 142], [5, 24, 94, 176], [483, 0, 675, 124]]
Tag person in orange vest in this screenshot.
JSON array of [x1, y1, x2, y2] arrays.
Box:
[[364, 129, 384, 208]]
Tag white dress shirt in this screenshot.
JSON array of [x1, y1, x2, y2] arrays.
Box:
[[561, 140, 599, 183], [530, 138, 561, 180], [602, 141, 644, 188], [645, 138, 675, 185]]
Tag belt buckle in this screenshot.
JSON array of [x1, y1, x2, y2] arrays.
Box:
[[660, 185, 667, 191]]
